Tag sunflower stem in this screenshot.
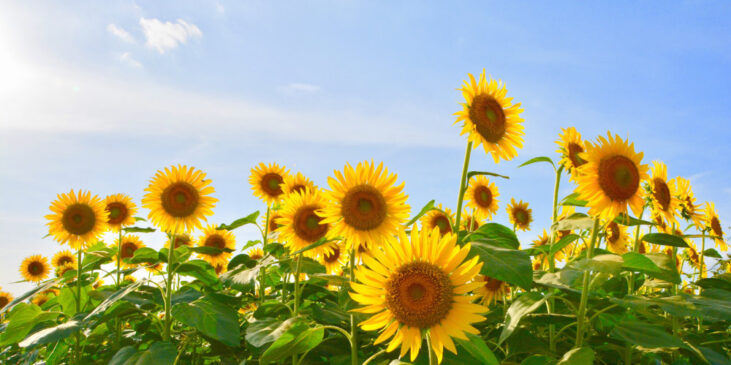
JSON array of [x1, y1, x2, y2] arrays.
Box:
[[115, 229, 123, 350], [164, 233, 177, 342], [548, 165, 563, 353], [454, 141, 473, 232], [349, 249, 359, 365], [575, 218, 600, 348], [427, 333, 436, 365], [75, 247, 82, 364], [628, 207, 645, 294], [261, 205, 270, 303]]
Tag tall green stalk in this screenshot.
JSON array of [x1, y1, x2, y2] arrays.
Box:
[[164, 233, 177, 341], [548, 165, 563, 353], [426, 333, 436, 365], [115, 230, 123, 349], [292, 253, 303, 365], [261, 205, 270, 302], [453, 141, 473, 232], [349, 250, 359, 365], [575, 218, 600, 347], [75, 247, 83, 364]]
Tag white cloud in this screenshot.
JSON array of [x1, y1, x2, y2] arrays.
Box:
[[139, 17, 202, 54], [106, 23, 135, 43], [119, 52, 142, 68], [280, 83, 321, 94]]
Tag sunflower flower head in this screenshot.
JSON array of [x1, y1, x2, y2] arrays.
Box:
[[703, 202, 726, 252], [56, 262, 77, 278], [465, 176, 500, 220], [46, 189, 109, 249], [282, 172, 316, 196], [454, 69, 525, 163], [420, 204, 455, 237], [350, 227, 487, 363], [247, 247, 264, 260], [507, 198, 532, 232], [675, 177, 703, 228], [51, 250, 76, 268], [20, 255, 50, 283], [115, 235, 146, 269], [319, 241, 346, 275], [556, 127, 587, 181], [249, 162, 290, 205], [196, 224, 236, 267], [645, 161, 679, 228], [460, 210, 482, 232], [475, 275, 510, 306], [0, 290, 13, 310], [104, 193, 138, 232], [277, 187, 332, 258], [605, 221, 629, 254], [165, 233, 193, 250]]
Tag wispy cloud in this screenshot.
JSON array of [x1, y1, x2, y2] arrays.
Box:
[[280, 83, 321, 95], [215, 1, 225, 15], [119, 52, 142, 68], [106, 23, 135, 43], [139, 17, 202, 54]]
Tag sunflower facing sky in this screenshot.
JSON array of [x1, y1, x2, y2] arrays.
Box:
[[704, 202, 727, 252], [420, 204, 455, 237], [282, 172, 316, 196], [556, 127, 587, 180], [46, 189, 109, 249], [318, 161, 410, 251], [20, 255, 51, 283], [465, 176, 500, 220], [574, 133, 649, 222], [249, 162, 290, 205], [104, 193, 137, 232], [51, 250, 76, 268], [196, 224, 236, 267], [143, 165, 217, 233], [247, 247, 264, 260], [115, 235, 146, 268], [647, 161, 679, 227], [0, 290, 12, 310], [350, 227, 486, 363], [507, 198, 532, 232], [454, 69, 525, 163], [277, 188, 332, 258]]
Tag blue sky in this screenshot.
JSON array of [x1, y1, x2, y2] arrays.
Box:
[[1, 1, 729, 295]]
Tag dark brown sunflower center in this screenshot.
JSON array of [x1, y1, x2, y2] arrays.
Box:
[[121, 242, 139, 259], [711, 217, 723, 236], [28, 261, 45, 276], [260, 173, 284, 197], [0, 296, 8, 308], [557, 230, 571, 239], [464, 217, 480, 231], [56, 256, 73, 266], [290, 184, 307, 195], [607, 222, 620, 243], [294, 206, 328, 242], [484, 276, 504, 291], [324, 247, 340, 263], [513, 208, 530, 225], [469, 94, 506, 143], [172, 235, 191, 248], [597, 155, 640, 201], [204, 234, 227, 257], [34, 296, 48, 306], [250, 251, 263, 260], [385, 261, 453, 328], [106, 202, 129, 225], [62, 203, 96, 235], [215, 264, 225, 274], [161, 182, 199, 218], [689, 247, 699, 263], [474, 185, 493, 207], [652, 178, 671, 211], [567, 143, 586, 168], [341, 185, 387, 231], [268, 215, 282, 233], [431, 214, 452, 235]]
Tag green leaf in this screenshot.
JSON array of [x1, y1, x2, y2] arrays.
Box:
[[122, 226, 156, 233], [702, 248, 722, 258], [552, 215, 593, 232], [518, 156, 555, 169], [289, 257, 326, 275], [622, 252, 662, 274], [85, 280, 144, 321], [572, 254, 624, 274], [187, 246, 234, 256], [644, 253, 682, 284], [109, 342, 177, 365], [246, 317, 299, 347], [698, 346, 731, 365], [18, 318, 82, 348], [454, 333, 499, 365], [172, 296, 240, 347], [614, 213, 654, 226], [641, 233, 689, 248], [291, 236, 338, 256], [260, 322, 324, 364], [222, 256, 275, 287], [242, 239, 262, 251], [560, 193, 587, 207], [175, 260, 220, 287], [550, 234, 579, 258], [466, 171, 510, 180], [557, 347, 594, 365], [466, 223, 520, 249], [0, 304, 62, 346], [405, 200, 435, 227], [218, 211, 260, 231], [128, 247, 160, 264], [610, 320, 687, 349], [133, 216, 147, 222], [0, 279, 60, 316], [695, 274, 731, 291], [521, 355, 557, 365], [469, 242, 533, 290], [498, 292, 549, 344]]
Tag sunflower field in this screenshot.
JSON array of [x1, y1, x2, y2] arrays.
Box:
[[1, 70, 729, 365]]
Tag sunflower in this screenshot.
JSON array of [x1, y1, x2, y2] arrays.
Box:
[[249, 162, 290, 205], [32, 294, 49, 307], [605, 221, 629, 254], [165, 233, 193, 249], [93, 279, 104, 289], [676, 177, 703, 228], [115, 235, 146, 269], [319, 241, 346, 275], [465, 176, 500, 220], [646, 162, 679, 227], [650, 209, 671, 234], [51, 250, 76, 268], [421, 204, 455, 237], [474, 275, 510, 306], [263, 211, 283, 238], [214, 262, 228, 275], [454, 69, 525, 163], [532, 228, 569, 264], [684, 240, 705, 278], [56, 262, 76, 278], [319, 161, 410, 251], [104, 193, 137, 232], [196, 224, 236, 267], [0, 290, 13, 310], [460, 211, 482, 232], [664, 248, 683, 272], [532, 230, 550, 269], [704, 203, 726, 252], [555, 206, 576, 240], [277, 188, 332, 258], [20, 255, 50, 283], [247, 247, 264, 260], [574, 133, 649, 222], [283, 172, 316, 196], [350, 227, 487, 363], [145, 263, 164, 274], [142, 165, 217, 234], [556, 127, 587, 180], [123, 275, 136, 283], [507, 198, 532, 231], [46, 189, 109, 249]]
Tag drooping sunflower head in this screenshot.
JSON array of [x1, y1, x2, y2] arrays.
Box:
[[319, 161, 410, 251], [574, 132, 649, 221], [319, 241, 346, 275], [282, 172, 316, 196], [142, 165, 217, 233], [277, 188, 331, 258], [350, 227, 487, 363], [51, 250, 76, 268], [56, 262, 77, 278], [115, 235, 146, 269], [675, 177, 703, 228], [645, 161, 679, 227], [0, 290, 12, 310], [247, 247, 264, 260], [454, 69, 525, 163], [421, 204, 455, 237], [20, 255, 50, 283], [46, 189, 109, 249], [507, 198, 533, 231], [460, 210, 482, 232], [165, 233, 193, 250], [556, 127, 587, 180], [196, 224, 236, 267], [249, 162, 290, 205], [605, 221, 629, 254], [703, 202, 726, 252], [683, 238, 704, 275], [32, 294, 49, 307], [475, 275, 510, 306], [465, 175, 500, 220], [104, 193, 138, 231]]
